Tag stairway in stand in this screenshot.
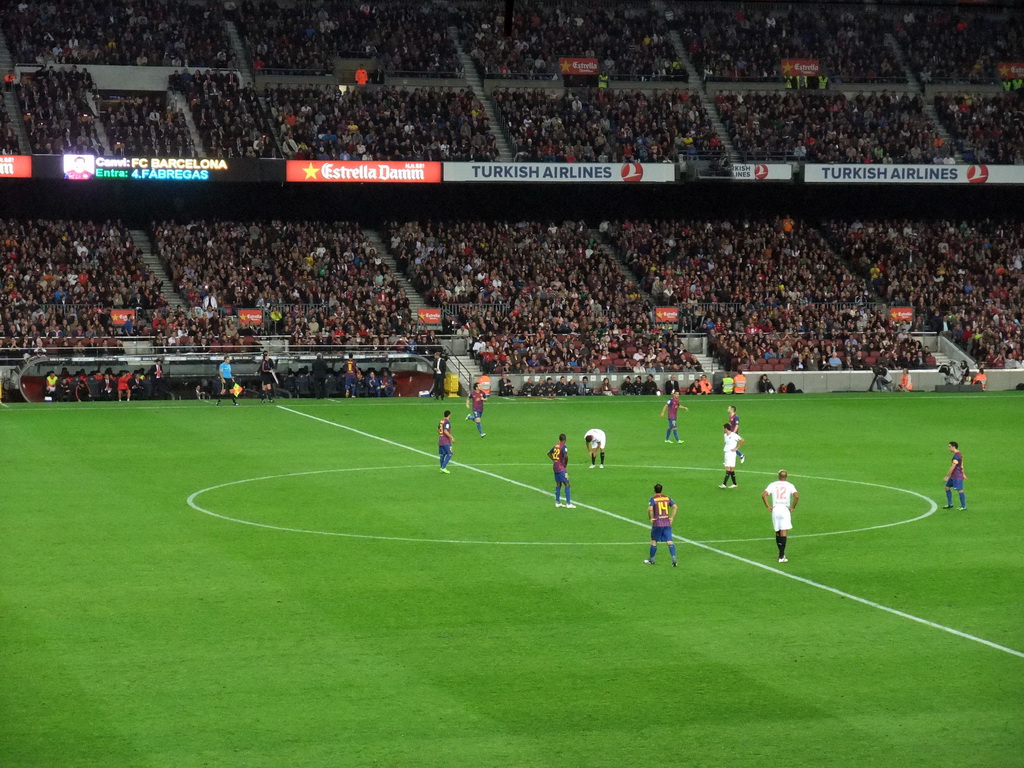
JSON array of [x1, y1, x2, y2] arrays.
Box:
[[128, 228, 185, 310]]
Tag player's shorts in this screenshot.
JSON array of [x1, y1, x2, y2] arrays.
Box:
[[438, 444, 452, 457], [667, 418, 677, 429], [471, 410, 482, 420], [724, 450, 737, 467], [590, 439, 606, 450], [554, 470, 569, 484], [260, 373, 275, 385], [945, 478, 964, 491], [772, 507, 792, 532], [221, 377, 235, 392], [651, 525, 673, 542]]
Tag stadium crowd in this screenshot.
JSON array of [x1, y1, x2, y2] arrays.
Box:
[[822, 218, 1024, 370], [171, 70, 279, 159], [675, 6, 898, 83], [492, 87, 723, 162], [0, 219, 167, 351], [3, 0, 233, 68], [892, 9, 1024, 84], [717, 91, 950, 162], [237, 0, 461, 75], [0, 92, 21, 154], [462, 4, 683, 81], [100, 95, 195, 157], [266, 85, 497, 161], [16, 66, 103, 155], [152, 220, 420, 348], [934, 93, 1024, 166]]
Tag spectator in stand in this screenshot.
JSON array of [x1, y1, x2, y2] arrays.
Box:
[[934, 93, 1024, 166], [266, 85, 497, 162], [717, 91, 948, 163], [16, 67, 103, 155], [101, 94, 195, 157], [493, 88, 723, 163], [3, 0, 232, 68]]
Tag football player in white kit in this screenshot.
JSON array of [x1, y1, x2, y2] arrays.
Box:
[[720, 423, 744, 488], [762, 470, 800, 563], [584, 429, 607, 469]]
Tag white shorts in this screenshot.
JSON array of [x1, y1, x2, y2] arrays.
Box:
[[772, 507, 792, 532], [724, 450, 737, 467], [590, 439, 606, 450]]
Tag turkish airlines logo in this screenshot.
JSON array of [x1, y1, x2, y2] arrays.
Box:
[[966, 165, 989, 184], [621, 163, 644, 182], [754, 164, 769, 180]]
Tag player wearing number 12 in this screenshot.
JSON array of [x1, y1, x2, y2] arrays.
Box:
[[660, 392, 689, 443], [762, 470, 799, 562], [643, 484, 678, 566]]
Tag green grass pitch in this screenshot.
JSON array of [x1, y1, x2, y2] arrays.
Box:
[[2, 391, 1022, 768]]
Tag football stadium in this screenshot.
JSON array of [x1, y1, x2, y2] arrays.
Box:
[[1, 1, 1022, 766]]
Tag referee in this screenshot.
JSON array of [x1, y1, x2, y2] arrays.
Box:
[[217, 355, 238, 406]]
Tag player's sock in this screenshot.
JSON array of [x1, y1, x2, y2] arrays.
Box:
[[776, 534, 784, 556], [564, 488, 572, 505], [737, 450, 745, 459], [649, 545, 657, 561], [945, 489, 953, 505], [555, 488, 561, 504], [723, 472, 730, 485], [665, 428, 672, 441], [600, 452, 605, 465], [959, 492, 966, 508], [476, 421, 483, 435], [730, 471, 737, 485], [668, 544, 676, 564], [591, 455, 596, 466], [779, 536, 787, 558]]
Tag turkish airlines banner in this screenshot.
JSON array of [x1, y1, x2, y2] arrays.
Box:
[[559, 57, 599, 76], [237, 309, 264, 327], [0, 155, 32, 178], [997, 62, 1024, 80], [286, 160, 441, 183], [732, 163, 793, 181], [805, 164, 1024, 185], [418, 308, 442, 326], [654, 307, 679, 323], [443, 162, 675, 183], [781, 59, 820, 77], [890, 307, 914, 324]]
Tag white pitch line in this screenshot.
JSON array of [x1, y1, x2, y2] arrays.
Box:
[[277, 403, 1024, 660]]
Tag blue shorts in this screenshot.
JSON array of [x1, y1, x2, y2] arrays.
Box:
[[945, 478, 964, 491], [439, 444, 452, 457], [554, 471, 569, 484], [667, 419, 677, 429], [471, 410, 482, 420], [651, 525, 673, 542]]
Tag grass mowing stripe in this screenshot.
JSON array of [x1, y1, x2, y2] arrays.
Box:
[[278, 403, 1024, 661]]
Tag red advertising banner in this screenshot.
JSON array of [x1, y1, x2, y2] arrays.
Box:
[[781, 59, 821, 77], [890, 307, 914, 324], [418, 308, 442, 326], [286, 160, 441, 183], [997, 62, 1024, 80], [238, 309, 264, 327], [654, 307, 679, 323], [559, 57, 599, 76], [0, 155, 32, 178], [111, 309, 136, 326]]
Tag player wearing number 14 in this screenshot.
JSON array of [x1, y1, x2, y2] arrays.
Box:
[[643, 484, 678, 567]]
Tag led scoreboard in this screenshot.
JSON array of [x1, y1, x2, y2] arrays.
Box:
[[32, 154, 266, 182]]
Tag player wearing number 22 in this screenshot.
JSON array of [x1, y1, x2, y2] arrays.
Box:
[[438, 410, 455, 474], [547, 433, 575, 508], [643, 484, 678, 567]]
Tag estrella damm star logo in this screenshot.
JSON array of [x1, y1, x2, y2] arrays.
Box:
[[302, 163, 320, 180], [781, 60, 796, 76], [996, 62, 1020, 80], [560, 59, 573, 74]]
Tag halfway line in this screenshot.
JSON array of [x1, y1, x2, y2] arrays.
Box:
[[276, 405, 1024, 660]]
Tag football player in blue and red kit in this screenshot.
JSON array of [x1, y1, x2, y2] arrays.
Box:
[[660, 392, 688, 443], [547, 433, 575, 508], [438, 410, 455, 474], [728, 405, 745, 463], [943, 441, 967, 510], [643, 484, 679, 567], [464, 382, 487, 436]]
